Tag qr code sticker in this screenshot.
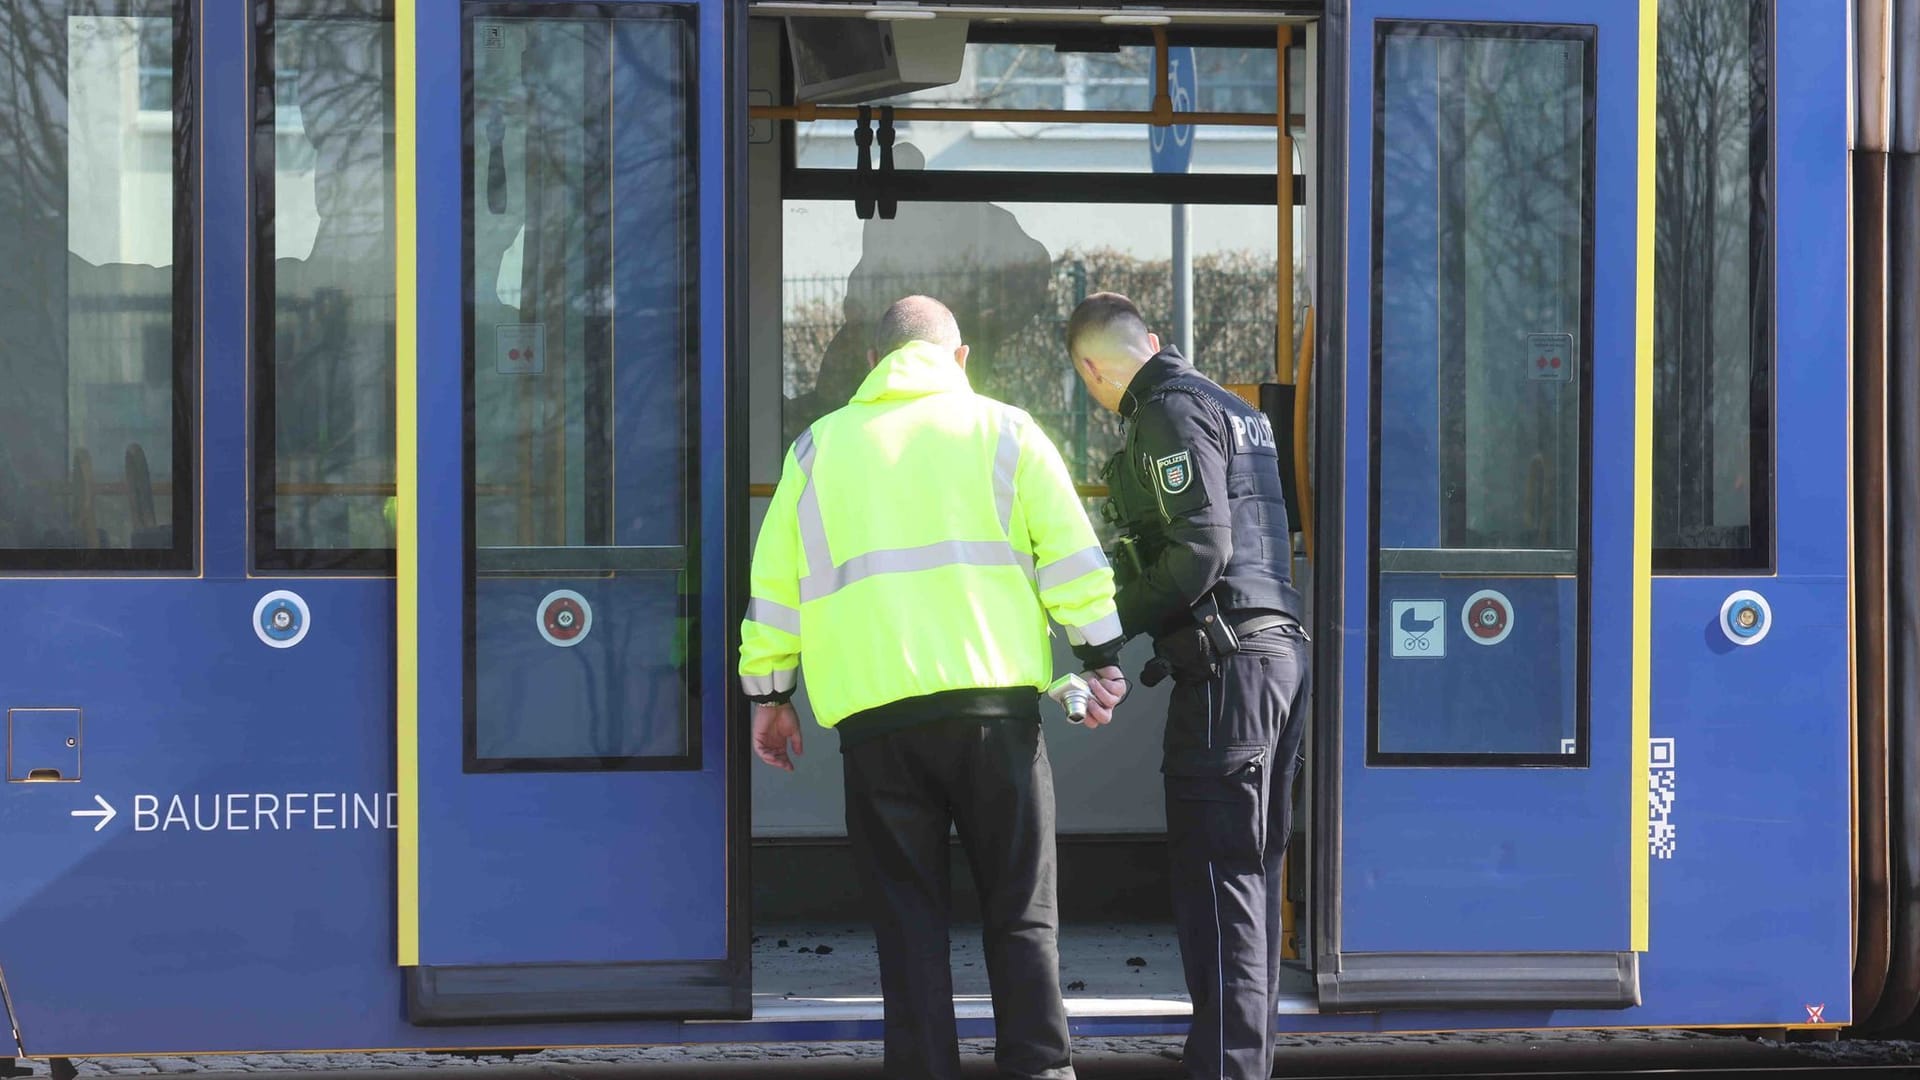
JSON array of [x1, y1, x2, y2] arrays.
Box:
[[1649, 737, 1677, 860]]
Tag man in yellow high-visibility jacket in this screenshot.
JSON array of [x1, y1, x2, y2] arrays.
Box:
[[742, 295, 1126, 1080]]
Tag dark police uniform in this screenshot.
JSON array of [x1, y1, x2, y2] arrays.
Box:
[[1102, 347, 1309, 1080]]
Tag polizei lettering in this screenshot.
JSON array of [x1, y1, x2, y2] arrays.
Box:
[[132, 792, 398, 832], [1229, 414, 1277, 451]]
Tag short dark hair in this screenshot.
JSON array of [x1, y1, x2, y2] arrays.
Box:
[[872, 295, 962, 356], [1065, 291, 1152, 355]]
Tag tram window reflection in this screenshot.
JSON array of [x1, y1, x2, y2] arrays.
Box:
[[256, 0, 399, 570], [464, 11, 700, 770], [1369, 23, 1593, 763], [791, 44, 1294, 177], [1652, 0, 1770, 571], [0, 5, 192, 569], [780, 185, 1291, 459]]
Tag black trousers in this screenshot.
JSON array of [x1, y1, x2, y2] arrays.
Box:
[[1159, 624, 1310, 1080], [842, 716, 1074, 1080]]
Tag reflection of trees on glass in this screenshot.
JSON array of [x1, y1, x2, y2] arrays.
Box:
[[0, 8, 180, 555], [1448, 37, 1585, 551], [270, 0, 397, 557], [1654, 0, 1763, 555], [473, 20, 600, 551], [470, 17, 692, 552], [1377, 30, 1586, 552], [467, 14, 697, 768]]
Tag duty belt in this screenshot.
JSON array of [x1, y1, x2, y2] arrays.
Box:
[[1230, 612, 1298, 639]]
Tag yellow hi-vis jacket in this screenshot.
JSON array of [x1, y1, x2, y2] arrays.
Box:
[[739, 340, 1122, 727]]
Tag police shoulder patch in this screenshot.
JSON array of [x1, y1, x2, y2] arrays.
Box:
[[1156, 450, 1193, 495]]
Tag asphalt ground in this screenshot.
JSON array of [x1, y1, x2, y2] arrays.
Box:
[[10, 1030, 1920, 1079]]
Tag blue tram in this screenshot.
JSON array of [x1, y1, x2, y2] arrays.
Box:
[[0, 0, 1912, 1062]]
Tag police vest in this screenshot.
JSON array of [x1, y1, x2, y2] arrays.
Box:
[[1119, 371, 1305, 623], [739, 341, 1122, 728]]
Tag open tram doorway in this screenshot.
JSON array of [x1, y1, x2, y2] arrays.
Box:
[[739, 4, 1321, 1022]]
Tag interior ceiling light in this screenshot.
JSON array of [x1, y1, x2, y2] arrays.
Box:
[[866, 6, 937, 17], [1099, 12, 1172, 24]]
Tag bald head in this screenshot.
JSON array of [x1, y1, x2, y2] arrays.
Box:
[[1066, 292, 1155, 362], [872, 295, 963, 357]]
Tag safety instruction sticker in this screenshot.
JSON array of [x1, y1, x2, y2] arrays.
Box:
[[496, 323, 546, 375], [1390, 599, 1445, 658], [1527, 332, 1574, 383]]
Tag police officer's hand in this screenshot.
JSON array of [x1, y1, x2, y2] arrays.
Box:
[[1081, 666, 1129, 728], [752, 703, 804, 771]]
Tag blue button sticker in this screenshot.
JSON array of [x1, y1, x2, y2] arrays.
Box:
[[253, 590, 312, 649]]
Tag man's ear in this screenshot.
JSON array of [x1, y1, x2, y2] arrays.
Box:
[[1145, 331, 1162, 354], [866, 348, 879, 369], [953, 344, 970, 369]]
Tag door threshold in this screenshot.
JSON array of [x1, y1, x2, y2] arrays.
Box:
[[722, 991, 1321, 1024], [741, 924, 1321, 1025]]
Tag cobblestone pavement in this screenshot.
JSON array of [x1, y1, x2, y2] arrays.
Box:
[[11, 1029, 1920, 1077]]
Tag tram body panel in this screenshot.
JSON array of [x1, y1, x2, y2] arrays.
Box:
[[1332, 0, 1644, 978], [400, 0, 749, 1019], [0, 584, 406, 1055], [0, 0, 1867, 1055], [1627, 0, 1854, 1027]]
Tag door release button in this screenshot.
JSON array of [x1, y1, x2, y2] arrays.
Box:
[[1719, 589, 1772, 646], [254, 589, 312, 649]]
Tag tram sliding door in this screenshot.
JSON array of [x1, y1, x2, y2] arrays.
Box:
[[1317, 0, 1651, 1008], [399, 0, 746, 1021]]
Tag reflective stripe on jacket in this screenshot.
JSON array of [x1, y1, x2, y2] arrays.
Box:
[[739, 339, 1121, 728]]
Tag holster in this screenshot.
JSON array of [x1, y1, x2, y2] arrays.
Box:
[[1145, 595, 1297, 687], [1108, 535, 1146, 589]]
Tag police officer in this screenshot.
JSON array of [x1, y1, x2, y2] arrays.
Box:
[[743, 296, 1127, 1080], [1064, 292, 1309, 1080]]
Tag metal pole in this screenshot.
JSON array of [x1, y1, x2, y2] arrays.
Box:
[[749, 103, 1296, 129], [1173, 204, 1194, 358], [1071, 260, 1090, 473], [1276, 24, 1295, 384]]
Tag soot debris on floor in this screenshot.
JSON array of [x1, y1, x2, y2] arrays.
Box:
[[751, 922, 1217, 1003]]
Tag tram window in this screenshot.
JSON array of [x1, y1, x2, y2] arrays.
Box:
[[1367, 23, 1594, 764], [254, 0, 398, 572], [464, 8, 700, 771], [790, 43, 1296, 177], [1652, 0, 1771, 571], [779, 197, 1299, 546], [0, 3, 194, 571]]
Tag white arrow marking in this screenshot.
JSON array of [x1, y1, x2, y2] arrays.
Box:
[[71, 794, 116, 832]]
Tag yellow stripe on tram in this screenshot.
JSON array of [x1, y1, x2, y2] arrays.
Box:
[[1630, 0, 1658, 955], [394, 0, 421, 969]]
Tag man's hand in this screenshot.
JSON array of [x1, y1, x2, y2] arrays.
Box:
[[1080, 666, 1129, 728], [753, 703, 804, 771]]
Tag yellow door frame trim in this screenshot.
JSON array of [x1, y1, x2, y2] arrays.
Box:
[[394, 0, 421, 968], [1630, 0, 1657, 955]]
